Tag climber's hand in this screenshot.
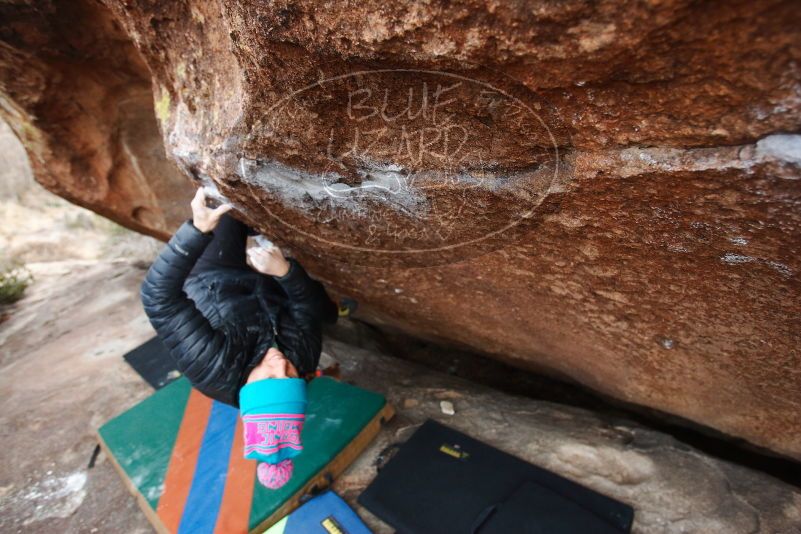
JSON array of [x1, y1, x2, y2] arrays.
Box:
[[191, 187, 232, 233], [246, 244, 290, 277]]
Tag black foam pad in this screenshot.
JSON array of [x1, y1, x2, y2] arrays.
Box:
[[358, 419, 634, 533], [122, 336, 179, 390]]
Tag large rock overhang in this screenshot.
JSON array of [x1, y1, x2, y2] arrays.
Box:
[[1, 0, 799, 459]]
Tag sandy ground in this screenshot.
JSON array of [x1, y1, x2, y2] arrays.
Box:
[[0, 259, 158, 533]]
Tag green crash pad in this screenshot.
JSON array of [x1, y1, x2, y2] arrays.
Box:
[[97, 376, 393, 534]]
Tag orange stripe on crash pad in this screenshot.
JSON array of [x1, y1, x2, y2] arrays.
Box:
[[157, 389, 214, 532], [214, 417, 257, 534]]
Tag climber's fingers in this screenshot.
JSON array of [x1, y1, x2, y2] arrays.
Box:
[[211, 203, 233, 218], [190, 187, 233, 233], [246, 245, 289, 276], [191, 187, 206, 210]]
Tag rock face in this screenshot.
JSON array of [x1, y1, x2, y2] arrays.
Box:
[[1, 1, 800, 458]]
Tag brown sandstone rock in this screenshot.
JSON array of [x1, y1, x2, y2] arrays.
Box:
[[1, 0, 799, 459]]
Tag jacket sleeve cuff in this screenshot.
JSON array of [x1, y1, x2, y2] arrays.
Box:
[[168, 220, 214, 259], [274, 258, 301, 283], [273, 258, 310, 296]]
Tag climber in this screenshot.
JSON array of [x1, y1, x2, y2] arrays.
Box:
[[140, 187, 338, 489]]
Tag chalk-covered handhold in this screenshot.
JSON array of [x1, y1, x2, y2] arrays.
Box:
[[255, 235, 275, 250], [440, 400, 455, 416]]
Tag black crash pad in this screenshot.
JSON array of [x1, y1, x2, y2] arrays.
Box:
[[358, 419, 634, 533], [123, 336, 180, 390]]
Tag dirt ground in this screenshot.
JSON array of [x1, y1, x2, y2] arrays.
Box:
[[0, 258, 159, 533]]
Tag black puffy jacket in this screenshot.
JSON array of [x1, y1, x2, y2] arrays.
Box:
[[140, 220, 337, 406]]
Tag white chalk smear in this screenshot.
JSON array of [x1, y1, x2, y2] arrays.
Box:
[[720, 252, 794, 277], [755, 134, 801, 166], [0, 471, 88, 527]]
